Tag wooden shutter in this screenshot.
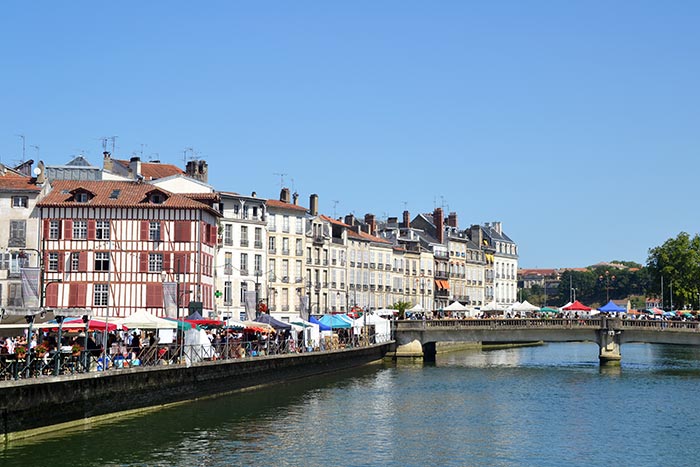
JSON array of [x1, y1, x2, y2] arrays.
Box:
[[45, 283, 59, 308], [87, 220, 96, 240], [140, 253, 149, 272], [77, 283, 87, 307], [78, 251, 87, 272], [210, 225, 217, 245], [42, 220, 50, 240], [146, 283, 163, 308], [68, 284, 78, 307], [163, 252, 171, 272], [174, 253, 188, 274], [63, 220, 73, 240], [57, 252, 65, 273], [140, 221, 149, 241], [174, 221, 191, 242]]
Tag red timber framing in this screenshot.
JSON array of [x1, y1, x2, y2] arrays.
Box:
[[37, 180, 221, 319]]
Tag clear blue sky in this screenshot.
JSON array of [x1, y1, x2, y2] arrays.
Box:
[[2, 1, 699, 268]]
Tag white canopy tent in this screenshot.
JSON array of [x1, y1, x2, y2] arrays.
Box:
[[290, 317, 320, 350], [444, 301, 468, 312], [481, 301, 503, 312], [117, 310, 178, 330], [512, 300, 540, 313], [407, 303, 426, 313], [353, 313, 391, 342], [374, 308, 397, 318]]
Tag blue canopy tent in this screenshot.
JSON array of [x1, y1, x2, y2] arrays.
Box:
[[318, 314, 353, 329], [309, 316, 331, 331], [254, 313, 292, 331], [598, 300, 627, 313]]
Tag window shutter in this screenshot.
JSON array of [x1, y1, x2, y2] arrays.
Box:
[[87, 220, 96, 240], [57, 252, 65, 273], [63, 220, 73, 240], [210, 225, 218, 245], [146, 283, 163, 308], [141, 221, 149, 241], [68, 284, 77, 307], [43, 252, 49, 272], [45, 283, 59, 308], [163, 252, 171, 272], [77, 283, 87, 307], [42, 220, 50, 240], [174, 253, 188, 274], [78, 252, 87, 272], [174, 221, 191, 242], [140, 253, 148, 272]]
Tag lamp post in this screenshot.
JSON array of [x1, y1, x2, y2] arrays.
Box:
[[598, 270, 616, 302]]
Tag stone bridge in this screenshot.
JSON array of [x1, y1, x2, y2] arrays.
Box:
[[393, 318, 700, 366]]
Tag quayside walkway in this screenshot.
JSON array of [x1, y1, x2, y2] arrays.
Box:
[[393, 318, 700, 365]]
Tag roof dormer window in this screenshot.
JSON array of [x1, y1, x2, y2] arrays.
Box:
[[75, 192, 89, 203], [151, 193, 164, 204]]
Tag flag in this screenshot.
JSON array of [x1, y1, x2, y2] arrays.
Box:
[[162, 282, 178, 318], [244, 291, 257, 321], [299, 295, 309, 321], [20, 267, 41, 308]]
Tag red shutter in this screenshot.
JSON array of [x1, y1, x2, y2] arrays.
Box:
[[43, 252, 49, 271], [87, 220, 96, 240], [78, 251, 87, 272], [140, 253, 148, 272], [211, 225, 218, 245], [57, 252, 65, 273], [163, 252, 171, 272], [174, 221, 191, 242], [45, 283, 59, 307], [77, 283, 87, 307], [42, 220, 50, 240], [146, 283, 163, 308], [140, 221, 149, 241], [63, 220, 73, 240], [174, 253, 188, 274], [68, 284, 77, 307]]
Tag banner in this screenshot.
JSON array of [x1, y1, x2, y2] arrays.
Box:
[[299, 295, 309, 322], [244, 291, 257, 321], [162, 282, 178, 319], [20, 267, 41, 308]]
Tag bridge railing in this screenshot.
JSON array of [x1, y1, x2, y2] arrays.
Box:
[[618, 320, 700, 332], [395, 318, 603, 331]]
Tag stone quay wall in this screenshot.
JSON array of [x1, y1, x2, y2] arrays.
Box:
[[1, 343, 390, 440]]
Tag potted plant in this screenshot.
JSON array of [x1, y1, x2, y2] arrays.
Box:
[[71, 344, 82, 356], [15, 346, 27, 359], [35, 344, 49, 358]]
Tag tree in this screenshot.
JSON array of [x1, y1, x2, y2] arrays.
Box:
[[647, 232, 700, 309], [390, 301, 413, 320]]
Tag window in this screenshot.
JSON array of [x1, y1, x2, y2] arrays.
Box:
[[9, 220, 26, 247], [224, 224, 233, 245], [268, 213, 276, 230], [150, 194, 164, 204], [49, 220, 60, 240], [296, 217, 303, 234], [243, 206, 249, 219], [295, 260, 302, 281], [73, 220, 87, 240], [75, 192, 89, 203], [252, 206, 258, 218], [48, 252, 59, 272], [95, 252, 110, 271], [96, 221, 110, 240], [296, 238, 303, 255], [224, 281, 232, 306], [282, 237, 289, 255], [282, 259, 289, 280], [12, 196, 28, 208], [149, 222, 161, 241], [224, 252, 233, 274], [240, 282, 248, 303], [240, 253, 248, 274], [254, 254, 262, 275], [254, 227, 262, 248], [94, 283, 109, 306], [240, 226, 248, 247], [71, 252, 80, 271], [282, 215, 290, 232], [268, 237, 276, 253], [148, 253, 163, 272]]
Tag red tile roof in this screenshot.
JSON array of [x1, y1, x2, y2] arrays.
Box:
[[319, 215, 390, 243], [266, 199, 308, 212], [114, 160, 185, 180], [38, 180, 220, 216], [0, 168, 41, 193]]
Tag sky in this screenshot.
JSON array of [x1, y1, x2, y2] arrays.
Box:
[[1, 1, 699, 269]]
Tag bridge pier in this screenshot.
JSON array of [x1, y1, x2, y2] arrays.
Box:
[[394, 340, 424, 361], [597, 319, 622, 366]]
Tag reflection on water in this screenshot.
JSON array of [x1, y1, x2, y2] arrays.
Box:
[[3, 343, 700, 467]]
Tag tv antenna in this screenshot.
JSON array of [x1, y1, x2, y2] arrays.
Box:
[[183, 147, 194, 166], [273, 172, 287, 189], [30, 145, 39, 159], [16, 134, 25, 162], [332, 200, 339, 218]]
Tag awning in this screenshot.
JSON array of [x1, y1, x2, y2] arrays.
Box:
[[434, 280, 449, 290]]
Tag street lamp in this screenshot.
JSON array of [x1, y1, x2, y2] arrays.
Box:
[[598, 271, 616, 302]]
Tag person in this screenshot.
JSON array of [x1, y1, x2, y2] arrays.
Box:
[[130, 332, 141, 358]]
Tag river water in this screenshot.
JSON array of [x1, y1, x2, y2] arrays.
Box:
[[3, 342, 700, 467]]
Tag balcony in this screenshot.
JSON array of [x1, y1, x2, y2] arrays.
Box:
[[269, 225, 277, 232], [370, 263, 375, 269], [282, 305, 290, 311], [224, 300, 233, 307], [339, 282, 345, 289], [240, 269, 249, 276], [282, 276, 289, 283], [269, 305, 277, 312], [224, 266, 233, 275], [306, 258, 312, 264], [323, 259, 328, 266], [350, 261, 355, 267], [435, 270, 450, 280], [331, 281, 337, 288], [269, 273, 276, 282], [254, 241, 263, 249], [282, 248, 290, 255], [378, 264, 384, 270], [312, 235, 324, 246], [268, 247, 277, 255], [435, 289, 449, 298], [315, 259, 320, 265], [240, 240, 249, 247], [332, 259, 337, 265], [296, 249, 303, 256], [296, 276, 303, 283]]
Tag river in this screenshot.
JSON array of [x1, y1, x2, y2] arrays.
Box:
[[3, 342, 700, 467]]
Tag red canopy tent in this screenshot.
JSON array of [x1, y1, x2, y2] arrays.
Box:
[[562, 300, 592, 311]]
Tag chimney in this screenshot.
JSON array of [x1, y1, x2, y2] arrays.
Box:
[[185, 160, 209, 183], [309, 194, 319, 216], [292, 192, 299, 205], [129, 156, 142, 180], [434, 208, 444, 244], [470, 225, 483, 246], [103, 152, 113, 172], [387, 216, 398, 227], [280, 187, 291, 203], [36, 160, 46, 185], [493, 221, 502, 235], [402, 210, 410, 229], [251, 191, 257, 198], [364, 214, 376, 235], [344, 214, 355, 226], [447, 212, 458, 228]]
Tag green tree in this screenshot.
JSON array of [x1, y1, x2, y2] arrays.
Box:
[[390, 301, 413, 320], [647, 232, 700, 309]]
